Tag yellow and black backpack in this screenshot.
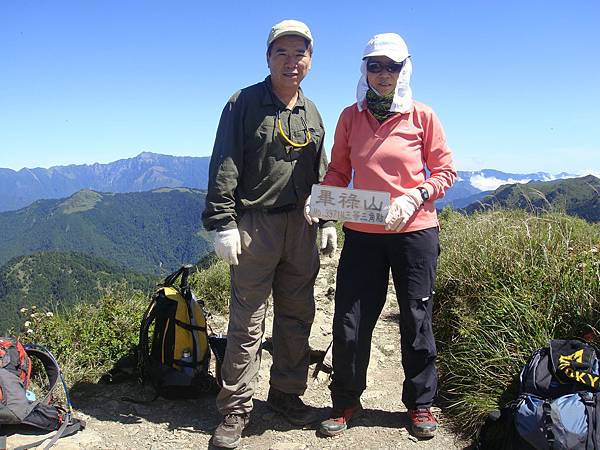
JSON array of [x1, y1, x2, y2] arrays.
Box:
[[138, 265, 218, 399]]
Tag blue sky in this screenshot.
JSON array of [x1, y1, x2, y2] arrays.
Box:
[[1, 0, 598, 174]]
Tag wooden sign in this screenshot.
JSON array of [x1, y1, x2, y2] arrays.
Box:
[[310, 185, 391, 225]]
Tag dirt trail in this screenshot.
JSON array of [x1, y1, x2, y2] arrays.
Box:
[[7, 251, 469, 450]]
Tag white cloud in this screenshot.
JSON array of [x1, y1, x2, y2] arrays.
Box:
[[470, 175, 533, 191], [469, 170, 597, 191], [576, 169, 600, 178]]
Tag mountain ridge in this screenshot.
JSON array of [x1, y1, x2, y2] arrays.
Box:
[[464, 174, 600, 222], [0, 152, 211, 212], [0, 187, 212, 273], [2, 152, 593, 212]]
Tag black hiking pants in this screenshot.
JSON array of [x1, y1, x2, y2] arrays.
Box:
[[329, 227, 439, 410]]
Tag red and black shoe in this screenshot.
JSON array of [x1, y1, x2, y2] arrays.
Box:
[[408, 408, 438, 439], [319, 403, 363, 437]]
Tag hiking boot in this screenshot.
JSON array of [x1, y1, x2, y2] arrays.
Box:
[[211, 413, 250, 449], [266, 387, 317, 426], [408, 408, 437, 439], [319, 403, 363, 437]]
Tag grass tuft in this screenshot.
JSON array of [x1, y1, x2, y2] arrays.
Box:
[[435, 208, 600, 435]]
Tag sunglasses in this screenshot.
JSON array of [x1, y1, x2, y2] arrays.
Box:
[[366, 60, 404, 74]]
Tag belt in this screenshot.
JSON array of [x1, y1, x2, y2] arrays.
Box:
[[263, 204, 299, 214]]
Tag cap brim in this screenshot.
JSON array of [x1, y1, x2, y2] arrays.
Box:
[[268, 31, 313, 47], [362, 51, 407, 63]]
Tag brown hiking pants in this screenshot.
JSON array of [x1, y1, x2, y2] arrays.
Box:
[[216, 208, 319, 415]]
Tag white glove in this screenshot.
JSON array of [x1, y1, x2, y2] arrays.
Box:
[[384, 188, 423, 231], [214, 228, 241, 265], [320, 226, 337, 257], [304, 195, 319, 225]]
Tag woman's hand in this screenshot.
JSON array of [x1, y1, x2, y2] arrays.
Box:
[[384, 189, 422, 231]]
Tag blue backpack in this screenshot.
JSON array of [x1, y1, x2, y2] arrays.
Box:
[[514, 339, 600, 450]]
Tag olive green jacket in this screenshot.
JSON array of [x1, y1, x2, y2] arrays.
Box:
[[202, 76, 328, 232]]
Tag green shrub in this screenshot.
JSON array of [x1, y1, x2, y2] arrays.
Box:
[[20, 284, 147, 386], [14, 259, 232, 387], [435, 208, 600, 435], [190, 258, 231, 314]]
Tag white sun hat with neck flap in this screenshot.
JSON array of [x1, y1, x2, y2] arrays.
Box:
[[356, 32, 414, 113]]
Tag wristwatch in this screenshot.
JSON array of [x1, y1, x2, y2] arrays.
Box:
[[417, 187, 430, 202]]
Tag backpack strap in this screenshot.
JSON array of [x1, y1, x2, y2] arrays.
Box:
[[161, 265, 193, 289], [138, 295, 158, 385], [22, 345, 75, 417], [37, 414, 84, 450], [541, 399, 556, 449], [174, 319, 206, 332], [12, 413, 85, 450], [581, 392, 600, 450], [22, 347, 59, 404], [595, 393, 600, 450]]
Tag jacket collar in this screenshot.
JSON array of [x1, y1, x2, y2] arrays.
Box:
[[261, 76, 306, 109]]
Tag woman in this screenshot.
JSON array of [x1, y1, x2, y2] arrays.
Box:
[[305, 33, 456, 439]]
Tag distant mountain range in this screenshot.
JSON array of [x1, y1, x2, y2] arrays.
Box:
[[0, 152, 210, 212], [0, 158, 596, 332], [0, 187, 212, 274], [0, 251, 158, 334], [438, 169, 579, 209], [0, 152, 591, 212], [465, 175, 600, 222]]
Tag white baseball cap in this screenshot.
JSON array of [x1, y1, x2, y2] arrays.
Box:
[[362, 33, 409, 63], [267, 19, 313, 48]]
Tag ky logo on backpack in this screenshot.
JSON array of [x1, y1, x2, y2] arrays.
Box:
[[556, 347, 600, 389]]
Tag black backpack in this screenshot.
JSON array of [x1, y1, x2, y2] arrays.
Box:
[[514, 339, 600, 450], [138, 265, 218, 399], [0, 338, 84, 449], [475, 339, 600, 450]]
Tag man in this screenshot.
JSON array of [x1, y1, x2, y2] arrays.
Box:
[[202, 19, 337, 449]]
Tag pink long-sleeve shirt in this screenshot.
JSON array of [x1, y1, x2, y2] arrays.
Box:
[[322, 101, 457, 234]]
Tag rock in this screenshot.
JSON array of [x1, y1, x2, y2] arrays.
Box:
[[383, 344, 396, 354]]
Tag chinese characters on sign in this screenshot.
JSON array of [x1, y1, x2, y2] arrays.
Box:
[[310, 185, 391, 225]]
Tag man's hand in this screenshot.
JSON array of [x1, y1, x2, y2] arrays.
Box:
[[320, 226, 337, 257], [304, 195, 320, 225], [214, 228, 242, 265], [384, 189, 423, 231]]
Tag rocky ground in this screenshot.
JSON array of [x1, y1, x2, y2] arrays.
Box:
[[7, 251, 470, 450]]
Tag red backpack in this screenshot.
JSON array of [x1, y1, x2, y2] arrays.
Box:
[[0, 337, 84, 449]]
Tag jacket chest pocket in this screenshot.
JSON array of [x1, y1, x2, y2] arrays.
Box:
[[250, 123, 275, 153]]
